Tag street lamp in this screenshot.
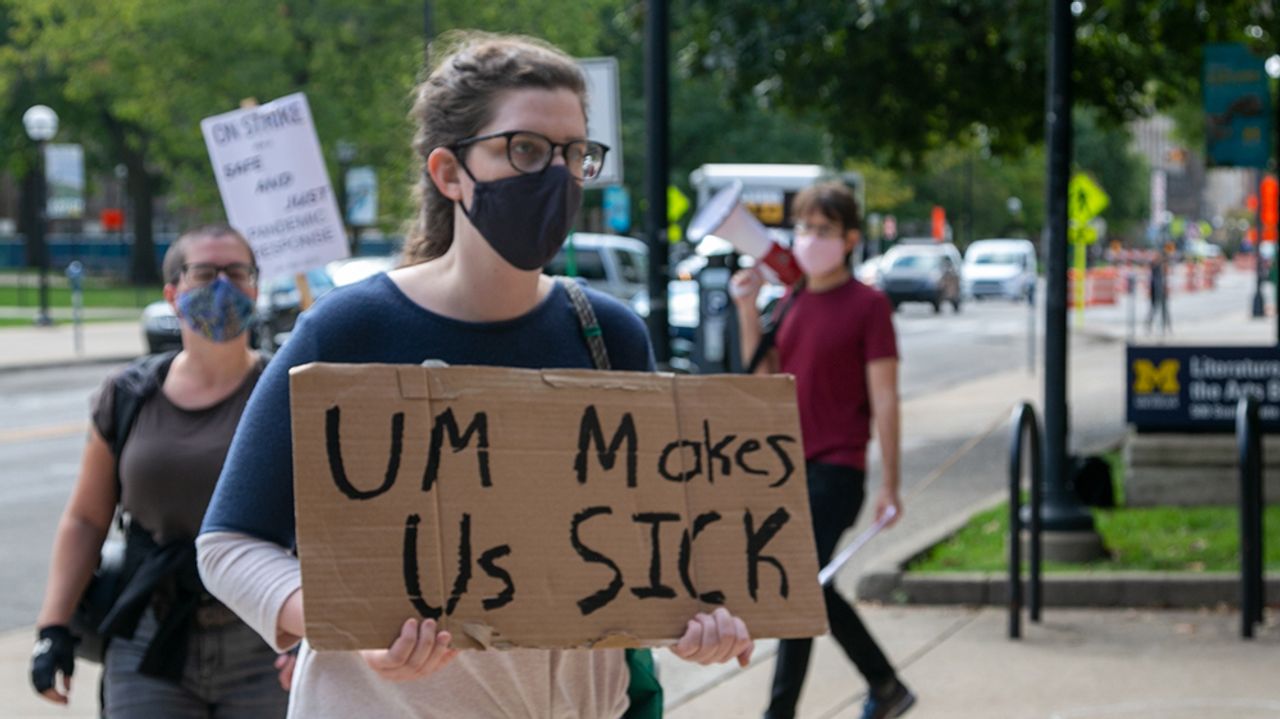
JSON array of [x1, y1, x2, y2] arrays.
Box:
[[23, 105, 58, 327]]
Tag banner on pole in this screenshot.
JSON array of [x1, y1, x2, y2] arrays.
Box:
[[1203, 44, 1271, 168]]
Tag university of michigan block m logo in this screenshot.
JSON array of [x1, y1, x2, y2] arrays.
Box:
[[1132, 359, 1180, 394]]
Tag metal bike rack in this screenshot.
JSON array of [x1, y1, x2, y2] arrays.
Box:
[[1237, 397, 1266, 639], [1008, 401, 1043, 639]]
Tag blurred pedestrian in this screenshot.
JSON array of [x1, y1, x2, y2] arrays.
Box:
[[31, 225, 288, 717], [196, 32, 754, 719], [732, 183, 915, 719], [1145, 250, 1171, 337]]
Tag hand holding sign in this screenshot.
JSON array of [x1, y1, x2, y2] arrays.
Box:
[[360, 618, 459, 682], [671, 607, 754, 667]]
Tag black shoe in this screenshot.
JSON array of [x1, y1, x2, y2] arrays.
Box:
[[860, 678, 916, 719]]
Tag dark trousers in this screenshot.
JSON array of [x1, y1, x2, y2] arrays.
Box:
[[765, 462, 896, 719]]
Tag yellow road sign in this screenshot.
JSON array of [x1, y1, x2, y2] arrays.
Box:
[[668, 185, 690, 223], [1069, 222, 1099, 245], [1069, 173, 1109, 224]]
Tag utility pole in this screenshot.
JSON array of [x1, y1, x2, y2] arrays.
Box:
[[644, 0, 671, 365]]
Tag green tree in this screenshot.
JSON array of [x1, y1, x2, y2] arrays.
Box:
[[0, 0, 644, 280], [680, 0, 1270, 164], [1072, 108, 1149, 241]]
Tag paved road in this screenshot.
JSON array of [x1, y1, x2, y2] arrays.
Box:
[[0, 364, 128, 630]]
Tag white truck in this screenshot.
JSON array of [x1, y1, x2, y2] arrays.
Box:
[[688, 163, 865, 231]]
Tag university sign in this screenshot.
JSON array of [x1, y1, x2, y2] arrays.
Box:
[[1127, 346, 1280, 431]]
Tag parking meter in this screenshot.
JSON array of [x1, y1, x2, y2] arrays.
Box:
[[66, 260, 84, 355], [693, 253, 740, 374]]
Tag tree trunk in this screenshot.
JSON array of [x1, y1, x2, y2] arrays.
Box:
[[99, 108, 160, 285], [125, 151, 159, 285]]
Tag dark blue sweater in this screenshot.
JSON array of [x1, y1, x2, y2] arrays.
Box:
[[200, 273, 655, 547]]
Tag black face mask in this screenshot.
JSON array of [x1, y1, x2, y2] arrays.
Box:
[[459, 165, 583, 271]]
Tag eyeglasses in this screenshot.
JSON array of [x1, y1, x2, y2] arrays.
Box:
[[450, 130, 610, 181], [794, 223, 845, 240], [181, 262, 257, 287]]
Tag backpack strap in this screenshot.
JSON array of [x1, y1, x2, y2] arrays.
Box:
[[108, 351, 179, 501], [556, 277, 611, 371], [745, 291, 798, 374]]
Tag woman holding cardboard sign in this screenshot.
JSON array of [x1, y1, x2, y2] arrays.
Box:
[[197, 33, 753, 718]]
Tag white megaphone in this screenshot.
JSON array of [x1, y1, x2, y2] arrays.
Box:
[[686, 180, 804, 286]]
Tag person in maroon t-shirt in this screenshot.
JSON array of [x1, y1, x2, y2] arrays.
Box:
[[732, 182, 915, 719]]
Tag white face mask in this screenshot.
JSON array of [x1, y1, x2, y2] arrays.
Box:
[[793, 234, 847, 277]]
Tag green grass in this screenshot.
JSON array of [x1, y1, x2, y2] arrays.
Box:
[[909, 503, 1280, 573], [0, 315, 135, 327], [0, 278, 161, 309]]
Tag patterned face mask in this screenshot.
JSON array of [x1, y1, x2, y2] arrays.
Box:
[[176, 276, 256, 342]]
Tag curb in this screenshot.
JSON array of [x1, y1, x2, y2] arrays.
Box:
[[865, 571, 1280, 608], [0, 354, 140, 374], [855, 490, 1280, 609], [855, 490, 1007, 602]]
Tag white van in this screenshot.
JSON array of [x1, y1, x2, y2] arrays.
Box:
[[962, 238, 1037, 302]]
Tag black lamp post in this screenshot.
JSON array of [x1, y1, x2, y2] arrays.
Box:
[[23, 104, 58, 327], [1038, 0, 1104, 560], [644, 0, 671, 366]]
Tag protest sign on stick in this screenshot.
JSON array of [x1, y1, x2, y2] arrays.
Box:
[[201, 93, 349, 283]]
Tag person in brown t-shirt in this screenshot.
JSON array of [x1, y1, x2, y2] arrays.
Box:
[[31, 225, 288, 718]]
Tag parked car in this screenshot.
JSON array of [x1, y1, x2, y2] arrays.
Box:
[[141, 300, 184, 354], [855, 254, 888, 288], [879, 243, 962, 313], [256, 267, 336, 351], [545, 232, 649, 311], [962, 238, 1037, 302]]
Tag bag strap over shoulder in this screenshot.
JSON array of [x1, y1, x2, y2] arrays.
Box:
[[108, 350, 179, 501], [554, 277, 660, 717], [746, 291, 798, 374], [556, 276, 611, 371]]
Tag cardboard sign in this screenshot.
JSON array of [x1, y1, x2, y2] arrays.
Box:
[[200, 93, 349, 281], [290, 363, 827, 651]]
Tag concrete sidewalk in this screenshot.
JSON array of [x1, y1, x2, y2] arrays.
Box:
[[0, 321, 144, 372], [1, 607, 1275, 719], [662, 606, 1279, 719]]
